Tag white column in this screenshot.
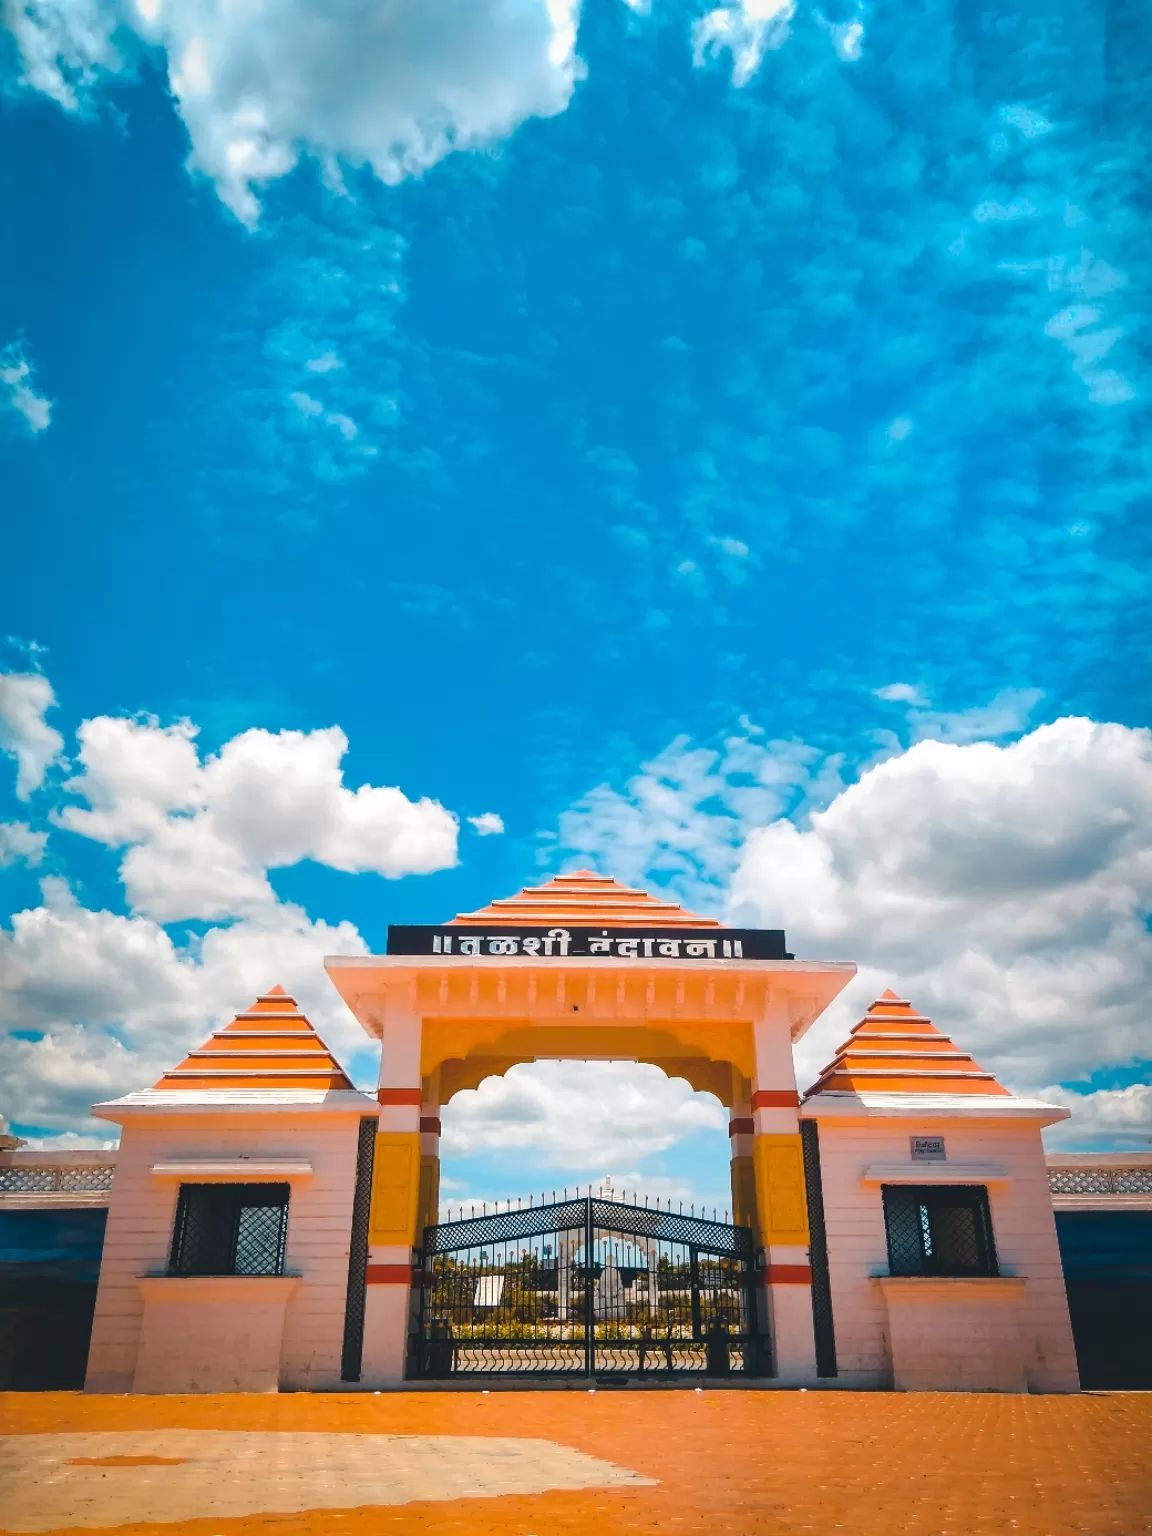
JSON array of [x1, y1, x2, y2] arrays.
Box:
[[361, 1006, 423, 1388], [752, 992, 818, 1386]]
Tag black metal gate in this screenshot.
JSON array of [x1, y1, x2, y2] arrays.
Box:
[[415, 1193, 766, 1379]]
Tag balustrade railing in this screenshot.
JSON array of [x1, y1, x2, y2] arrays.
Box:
[[0, 1164, 115, 1193], [1048, 1166, 1152, 1196]]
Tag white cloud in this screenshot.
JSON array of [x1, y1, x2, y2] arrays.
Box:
[[1, 0, 118, 109], [290, 390, 324, 418], [974, 198, 1037, 223], [468, 811, 505, 836], [0, 821, 48, 867], [557, 728, 845, 907], [874, 683, 1042, 744], [290, 388, 371, 454], [1041, 1083, 1152, 1150], [0, 674, 473, 1135], [874, 681, 927, 706], [0, 339, 53, 432], [692, 0, 794, 87], [327, 411, 358, 441], [906, 687, 1043, 745], [1000, 104, 1053, 140], [0, 878, 373, 1133], [441, 1060, 726, 1170], [710, 535, 749, 558], [54, 715, 202, 845], [726, 718, 1152, 1126], [817, 10, 863, 61], [0, 670, 65, 798], [7, 0, 584, 223], [828, 17, 862, 60], [1043, 255, 1135, 406], [56, 714, 459, 921], [553, 707, 1152, 1147], [9, 1128, 119, 1150]]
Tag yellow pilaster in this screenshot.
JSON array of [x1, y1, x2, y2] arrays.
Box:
[[368, 1132, 421, 1246], [752, 1133, 810, 1247]]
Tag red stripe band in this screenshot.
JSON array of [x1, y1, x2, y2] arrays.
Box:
[[419, 1116, 442, 1135], [751, 1089, 800, 1110], [377, 1088, 423, 1106], [728, 1118, 754, 1137], [761, 1264, 812, 1285], [365, 1264, 414, 1285]]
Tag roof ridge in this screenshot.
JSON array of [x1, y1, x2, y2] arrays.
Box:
[[449, 871, 721, 927], [803, 988, 1011, 1099], [153, 987, 353, 1092]]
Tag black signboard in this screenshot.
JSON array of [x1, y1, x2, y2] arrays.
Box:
[[386, 925, 791, 960]]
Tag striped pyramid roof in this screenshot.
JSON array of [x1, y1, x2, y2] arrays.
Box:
[[449, 869, 720, 927], [155, 985, 353, 1092], [804, 989, 1010, 1097]]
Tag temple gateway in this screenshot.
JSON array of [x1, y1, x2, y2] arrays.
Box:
[[80, 872, 1080, 1393]]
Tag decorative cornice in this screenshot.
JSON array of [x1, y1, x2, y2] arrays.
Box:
[[92, 1088, 379, 1121], [800, 1091, 1069, 1124]]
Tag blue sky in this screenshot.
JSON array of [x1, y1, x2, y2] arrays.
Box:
[[1, 0, 1150, 1199]]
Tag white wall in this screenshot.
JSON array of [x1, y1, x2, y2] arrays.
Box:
[[874, 1277, 1030, 1392], [134, 1276, 298, 1393], [810, 1112, 1079, 1393], [86, 1111, 365, 1393]]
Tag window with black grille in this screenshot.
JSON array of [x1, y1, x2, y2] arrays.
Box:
[[169, 1183, 290, 1276], [882, 1185, 998, 1278]]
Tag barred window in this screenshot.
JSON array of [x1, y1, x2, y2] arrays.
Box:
[[169, 1183, 289, 1277], [882, 1185, 998, 1278]]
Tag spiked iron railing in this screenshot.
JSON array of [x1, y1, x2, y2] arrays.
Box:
[[425, 1192, 752, 1258], [440, 1182, 731, 1229]]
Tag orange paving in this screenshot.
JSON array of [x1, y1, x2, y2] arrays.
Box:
[[2, 1389, 1151, 1536]]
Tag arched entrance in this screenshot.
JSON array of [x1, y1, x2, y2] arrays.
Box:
[[325, 871, 855, 1386]]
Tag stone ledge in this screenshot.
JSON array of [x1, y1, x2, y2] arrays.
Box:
[[137, 1275, 301, 1301], [872, 1275, 1026, 1300], [861, 1162, 1010, 1184]]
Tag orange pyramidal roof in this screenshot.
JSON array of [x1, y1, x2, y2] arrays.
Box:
[[155, 984, 353, 1092], [804, 989, 1010, 1098], [449, 870, 720, 928]]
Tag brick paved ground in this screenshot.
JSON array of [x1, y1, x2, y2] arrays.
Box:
[[2, 1389, 1150, 1536]]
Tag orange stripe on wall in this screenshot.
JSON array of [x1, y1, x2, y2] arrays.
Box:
[[761, 1264, 812, 1285], [751, 1089, 800, 1110], [365, 1264, 413, 1285], [377, 1088, 423, 1106]]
